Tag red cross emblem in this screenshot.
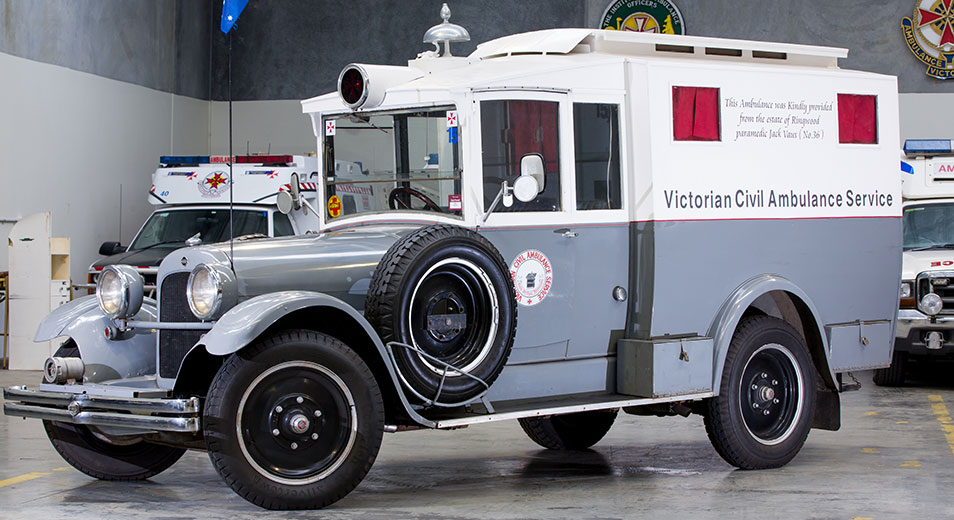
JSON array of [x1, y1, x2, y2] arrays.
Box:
[[325, 120, 336, 136], [446, 111, 458, 127]]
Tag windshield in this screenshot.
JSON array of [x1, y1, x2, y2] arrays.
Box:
[[130, 209, 269, 250], [903, 203, 954, 250], [323, 106, 462, 220]]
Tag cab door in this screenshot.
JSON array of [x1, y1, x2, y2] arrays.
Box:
[[475, 92, 629, 363]]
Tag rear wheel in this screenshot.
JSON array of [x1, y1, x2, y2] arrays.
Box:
[[518, 410, 618, 450], [43, 341, 186, 480], [704, 316, 816, 469], [872, 350, 906, 387], [203, 330, 384, 510]]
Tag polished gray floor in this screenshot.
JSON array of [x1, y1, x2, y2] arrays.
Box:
[[2, 367, 953, 519]]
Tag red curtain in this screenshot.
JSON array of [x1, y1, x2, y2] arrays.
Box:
[[510, 101, 559, 173], [838, 94, 877, 144], [673, 86, 720, 141]]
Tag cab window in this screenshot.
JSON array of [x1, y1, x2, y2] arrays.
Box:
[[481, 100, 560, 212], [574, 103, 621, 210]]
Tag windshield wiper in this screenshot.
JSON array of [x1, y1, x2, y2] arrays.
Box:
[[132, 240, 186, 252], [906, 243, 954, 251]]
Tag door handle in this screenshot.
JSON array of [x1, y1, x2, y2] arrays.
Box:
[[554, 228, 578, 238]]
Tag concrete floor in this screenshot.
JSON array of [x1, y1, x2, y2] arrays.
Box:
[[1, 368, 953, 519]]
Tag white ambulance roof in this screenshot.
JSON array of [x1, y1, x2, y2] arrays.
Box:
[[303, 29, 852, 115], [150, 155, 318, 206]]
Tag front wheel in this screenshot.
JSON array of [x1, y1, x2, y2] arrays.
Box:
[[44, 341, 186, 480], [872, 350, 906, 387], [704, 316, 816, 469], [204, 330, 384, 510]]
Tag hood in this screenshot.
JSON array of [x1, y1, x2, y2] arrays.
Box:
[[902, 249, 954, 280], [164, 224, 423, 311], [90, 245, 182, 270]]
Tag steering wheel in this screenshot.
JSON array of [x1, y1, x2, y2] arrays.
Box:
[[388, 187, 443, 213]]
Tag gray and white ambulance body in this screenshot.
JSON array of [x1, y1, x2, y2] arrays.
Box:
[[86, 154, 320, 293], [4, 19, 901, 511], [880, 139, 954, 385]]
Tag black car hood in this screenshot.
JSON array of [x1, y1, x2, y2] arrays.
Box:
[[90, 246, 181, 270]]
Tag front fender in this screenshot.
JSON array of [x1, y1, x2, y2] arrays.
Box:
[[200, 291, 379, 356], [707, 274, 834, 395], [199, 291, 434, 427], [34, 295, 157, 383]]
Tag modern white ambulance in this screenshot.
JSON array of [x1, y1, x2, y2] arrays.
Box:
[[880, 139, 954, 385], [86, 154, 320, 293]]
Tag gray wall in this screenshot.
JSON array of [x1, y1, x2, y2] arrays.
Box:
[[0, 0, 210, 98], [3, 1, 950, 101]]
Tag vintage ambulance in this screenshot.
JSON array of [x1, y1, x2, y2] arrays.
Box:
[[879, 139, 954, 385], [85, 154, 321, 294], [4, 9, 901, 511]]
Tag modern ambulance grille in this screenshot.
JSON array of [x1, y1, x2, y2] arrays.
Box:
[[159, 273, 203, 378], [917, 272, 954, 315]]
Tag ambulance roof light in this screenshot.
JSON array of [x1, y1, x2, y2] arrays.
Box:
[[904, 139, 953, 156], [234, 155, 293, 164], [159, 156, 210, 166]]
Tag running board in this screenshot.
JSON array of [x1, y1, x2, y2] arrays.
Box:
[[431, 391, 713, 429]]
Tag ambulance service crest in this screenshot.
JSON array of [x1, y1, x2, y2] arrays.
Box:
[[902, 0, 954, 79], [198, 170, 230, 198], [510, 250, 553, 307], [600, 0, 684, 34]]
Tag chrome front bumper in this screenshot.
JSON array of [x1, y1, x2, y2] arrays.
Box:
[[895, 309, 954, 354], [3, 385, 200, 433]]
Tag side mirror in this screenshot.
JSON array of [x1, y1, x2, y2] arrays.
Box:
[[519, 154, 545, 193], [512, 175, 539, 203], [99, 241, 124, 256], [278, 172, 303, 215]]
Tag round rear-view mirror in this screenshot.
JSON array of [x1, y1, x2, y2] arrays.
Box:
[[513, 175, 540, 203], [276, 191, 294, 214]]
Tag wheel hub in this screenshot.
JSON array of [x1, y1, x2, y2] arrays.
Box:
[[267, 394, 324, 450], [740, 344, 803, 445]]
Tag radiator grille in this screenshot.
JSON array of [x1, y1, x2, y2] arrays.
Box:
[[917, 271, 954, 316], [159, 273, 203, 378]]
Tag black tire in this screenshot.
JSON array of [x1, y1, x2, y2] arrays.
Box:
[[365, 224, 517, 404], [204, 330, 384, 510], [872, 350, 906, 387], [704, 316, 816, 469], [518, 410, 618, 450], [43, 341, 186, 480]]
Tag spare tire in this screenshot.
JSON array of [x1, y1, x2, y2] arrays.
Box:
[[365, 224, 517, 404]]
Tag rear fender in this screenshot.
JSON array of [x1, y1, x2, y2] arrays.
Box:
[[34, 295, 157, 382], [708, 275, 835, 395]]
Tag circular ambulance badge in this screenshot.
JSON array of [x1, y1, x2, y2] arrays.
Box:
[[509, 250, 553, 306], [902, 0, 954, 79], [328, 195, 343, 218], [600, 0, 685, 34], [198, 170, 230, 198]]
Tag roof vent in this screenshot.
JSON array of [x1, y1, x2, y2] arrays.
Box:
[[423, 3, 470, 57]]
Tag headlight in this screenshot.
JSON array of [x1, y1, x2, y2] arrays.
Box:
[[920, 292, 943, 316], [187, 264, 224, 320], [900, 282, 912, 299], [96, 265, 143, 319]]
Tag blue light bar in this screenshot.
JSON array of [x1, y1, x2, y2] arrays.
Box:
[[903, 139, 952, 156], [159, 155, 210, 165]]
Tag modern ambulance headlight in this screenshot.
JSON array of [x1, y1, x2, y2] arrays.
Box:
[[919, 292, 943, 316], [187, 264, 235, 320], [97, 265, 143, 319]]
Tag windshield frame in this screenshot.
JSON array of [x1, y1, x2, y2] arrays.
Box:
[[128, 207, 272, 250], [321, 104, 463, 224], [902, 201, 954, 251]]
